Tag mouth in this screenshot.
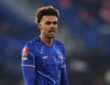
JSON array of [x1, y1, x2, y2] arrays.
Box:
[[49, 31, 56, 35], [48, 29, 56, 35]]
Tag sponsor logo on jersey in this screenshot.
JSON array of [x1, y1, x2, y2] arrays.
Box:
[[43, 56, 48, 59], [22, 47, 28, 57]]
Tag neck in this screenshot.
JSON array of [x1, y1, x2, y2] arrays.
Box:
[[40, 35, 53, 46]]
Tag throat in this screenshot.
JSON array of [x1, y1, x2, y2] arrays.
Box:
[[46, 39, 53, 46], [40, 35, 53, 46]]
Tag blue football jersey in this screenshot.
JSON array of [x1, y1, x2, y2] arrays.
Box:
[[21, 37, 69, 85]]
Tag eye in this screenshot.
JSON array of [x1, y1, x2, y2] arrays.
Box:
[[45, 21, 51, 25], [53, 21, 57, 25]]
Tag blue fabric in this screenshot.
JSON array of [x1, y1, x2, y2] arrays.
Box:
[[21, 37, 69, 85]]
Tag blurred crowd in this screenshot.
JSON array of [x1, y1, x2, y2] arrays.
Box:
[[0, 0, 110, 85]]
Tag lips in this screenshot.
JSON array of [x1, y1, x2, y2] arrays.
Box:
[[49, 31, 56, 35], [49, 32, 56, 35], [48, 28, 56, 35]]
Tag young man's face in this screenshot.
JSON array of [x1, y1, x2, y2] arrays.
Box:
[[39, 16, 58, 39]]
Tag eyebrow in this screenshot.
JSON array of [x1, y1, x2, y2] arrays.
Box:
[[46, 21, 58, 22]]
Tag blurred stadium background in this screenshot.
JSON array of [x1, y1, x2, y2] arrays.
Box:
[[0, 0, 110, 85]]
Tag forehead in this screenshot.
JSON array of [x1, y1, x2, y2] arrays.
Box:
[[41, 16, 58, 22]]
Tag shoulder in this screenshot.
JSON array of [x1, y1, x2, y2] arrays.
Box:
[[54, 39, 65, 49], [22, 37, 41, 56], [24, 37, 41, 49]]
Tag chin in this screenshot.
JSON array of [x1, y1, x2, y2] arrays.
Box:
[[47, 36, 55, 39], [51, 35, 55, 38]]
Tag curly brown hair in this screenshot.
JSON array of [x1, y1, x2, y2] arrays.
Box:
[[35, 6, 59, 24]]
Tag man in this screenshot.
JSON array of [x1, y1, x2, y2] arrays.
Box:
[[21, 6, 69, 85]]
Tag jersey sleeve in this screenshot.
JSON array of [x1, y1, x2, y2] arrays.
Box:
[[21, 43, 35, 67], [61, 44, 66, 66], [21, 42, 36, 85], [60, 44, 69, 85]]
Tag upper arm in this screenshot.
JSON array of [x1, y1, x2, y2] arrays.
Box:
[[61, 44, 66, 67], [60, 44, 69, 85], [21, 43, 36, 85], [21, 43, 36, 68]]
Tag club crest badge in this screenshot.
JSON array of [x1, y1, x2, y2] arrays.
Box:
[[58, 54, 63, 61]]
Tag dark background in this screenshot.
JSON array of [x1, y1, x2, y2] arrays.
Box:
[[0, 0, 110, 85]]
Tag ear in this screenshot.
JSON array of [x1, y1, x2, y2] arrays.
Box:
[[38, 23, 42, 30]]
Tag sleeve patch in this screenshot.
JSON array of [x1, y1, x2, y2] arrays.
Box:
[[22, 47, 28, 57], [22, 56, 28, 60]]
